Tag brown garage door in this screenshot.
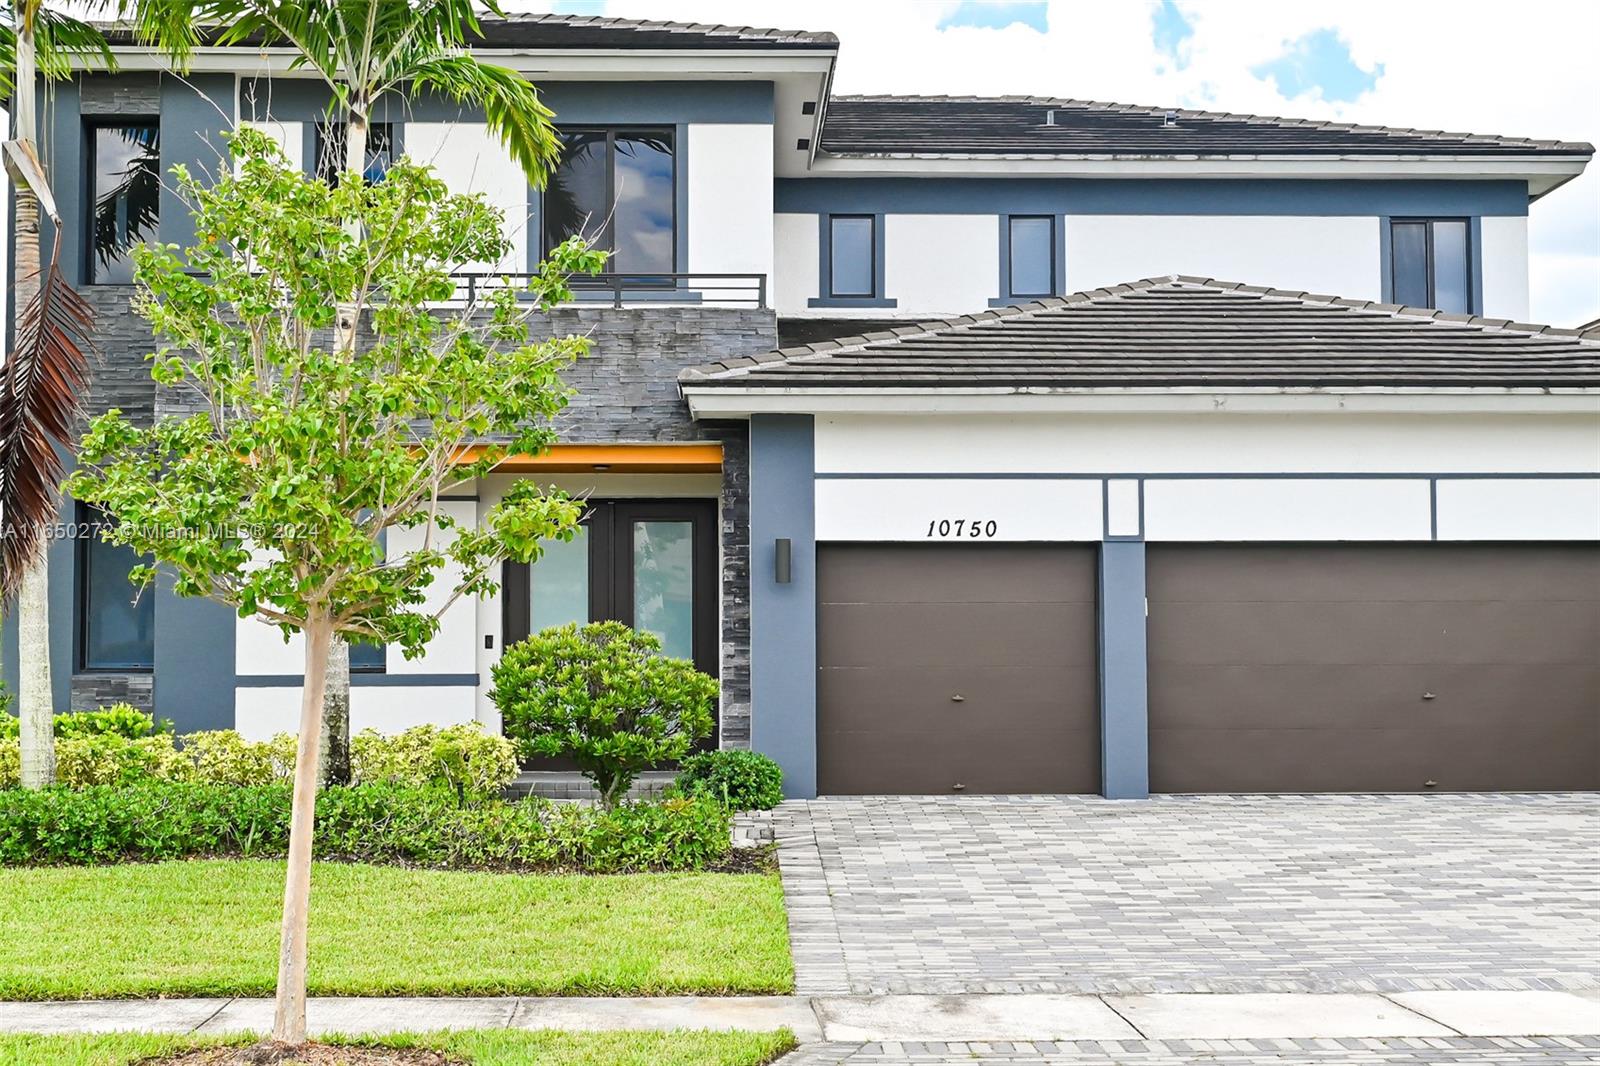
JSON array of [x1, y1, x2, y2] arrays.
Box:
[[817, 543, 1099, 795], [1148, 544, 1600, 793]]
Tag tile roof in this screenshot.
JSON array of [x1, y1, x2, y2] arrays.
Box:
[[681, 278, 1600, 390], [818, 96, 1594, 158]]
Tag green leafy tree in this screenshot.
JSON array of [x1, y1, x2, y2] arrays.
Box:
[[491, 621, 718, 809], [69, 129, 601, 1044]]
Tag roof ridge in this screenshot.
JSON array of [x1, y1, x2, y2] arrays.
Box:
[[678, 275, 1600, 385], [821, 96, 1593, 154], [478, 12, 838, 44]]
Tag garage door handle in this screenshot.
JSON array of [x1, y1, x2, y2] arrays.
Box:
[[950, 694, 965, 702], [1422, 692, 1438, 700]]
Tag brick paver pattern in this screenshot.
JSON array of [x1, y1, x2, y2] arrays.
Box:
[[776, 794, 1600, 995], [779, 1036, 1600, 1066]]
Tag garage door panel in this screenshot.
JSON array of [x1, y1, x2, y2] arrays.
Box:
[[1149, 663, 1600, 732], [818, 604, 1097, 667], [816, 544, 1100, 795], [1148, 544, 1600, 793], [1148, 544, 1600, 603], [1151, 601, 1599, 665]]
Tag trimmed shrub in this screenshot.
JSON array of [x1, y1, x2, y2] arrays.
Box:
[[350, 722, 518, 799], [179, 730, 296, 787], [54, 704, 170, 739], [678, 750, 784, 811], [492, 621, 718, 808], [0, 783, 730, 872], [53, 733, 187, 787]]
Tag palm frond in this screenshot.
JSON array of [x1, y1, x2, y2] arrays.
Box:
[[0, 236, 95, 601], [0, 9, 116, 95], [114, 0, 204, 65], [409, 54, 562, 187]]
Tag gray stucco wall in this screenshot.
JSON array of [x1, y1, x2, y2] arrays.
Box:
[[1098, 540, 1151, 799]]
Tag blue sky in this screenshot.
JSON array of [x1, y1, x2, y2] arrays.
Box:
[[1250, 28, 1384, 103], [937, 2, 1048, 33]]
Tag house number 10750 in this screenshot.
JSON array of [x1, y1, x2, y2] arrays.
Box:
[[926, 518, 999, 538]]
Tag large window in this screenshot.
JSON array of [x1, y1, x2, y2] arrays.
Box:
[[543, 129, 675, 275], [828, 215, 875, 298], [88, 122, 161, 284], [1007, 215, 1055, 299], [1390, 218, 1471, 313], [77, 506, 154, 671], [315, 121, 395, 186]]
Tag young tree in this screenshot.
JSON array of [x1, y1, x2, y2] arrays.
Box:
[[69, 129, 602, 1045], [126, 0, 565, 782], [0, 1, 115, 787]]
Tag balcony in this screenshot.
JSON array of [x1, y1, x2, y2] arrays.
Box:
[[449, 272, 768, 310]]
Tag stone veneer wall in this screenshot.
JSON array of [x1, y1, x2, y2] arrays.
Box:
[[67, 299, 773, 738]]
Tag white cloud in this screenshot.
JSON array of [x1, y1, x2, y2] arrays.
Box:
[[516, 0, 1600, 325]]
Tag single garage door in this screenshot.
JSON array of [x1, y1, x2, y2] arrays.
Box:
[[1148, 544, 1600, 793], [816, 543, 1099, 795]]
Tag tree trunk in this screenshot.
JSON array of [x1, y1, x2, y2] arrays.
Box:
[[319, 638, 351, 785], [271, 613, 333, 1046], [12, 25, 54, 787], [343, 109, 368, 184], [17, 555, 55, 788]]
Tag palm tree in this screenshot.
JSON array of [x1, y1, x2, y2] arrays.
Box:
[[125, 0, 564, 1045], [0, 2, 114, 787]]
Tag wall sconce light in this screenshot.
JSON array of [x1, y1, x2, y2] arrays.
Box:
[[774, 538, 792, 584]]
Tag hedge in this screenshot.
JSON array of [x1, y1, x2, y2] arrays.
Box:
[[0, 783, 731, 872]]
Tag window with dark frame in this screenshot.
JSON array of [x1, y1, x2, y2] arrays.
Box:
[[76, 505, 155, 671], [349, 527, 386, 673], [1008, 215, 1054, 298], [829, 214, 875, 298], [314, 121, 395, 186], [542, 128, 675, 276], [1390, 218, 1471, 314], [88, 121, 161, 284]]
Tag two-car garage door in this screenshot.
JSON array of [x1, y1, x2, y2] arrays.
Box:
[[816, 542, 1599, 795]]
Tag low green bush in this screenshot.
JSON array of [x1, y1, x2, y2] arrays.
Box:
[[678, 750, 784, 811], [0, 783, 731, 871], [351, 723, 518, 799], [178, 730, 297, 787], [54, 704, 171, 739], [492, 621, 718, 808]]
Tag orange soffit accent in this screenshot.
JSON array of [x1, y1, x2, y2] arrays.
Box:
[[454, 444, 724, 473]]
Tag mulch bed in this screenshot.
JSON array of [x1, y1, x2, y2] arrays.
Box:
[[141, 1043, 464, 1066]]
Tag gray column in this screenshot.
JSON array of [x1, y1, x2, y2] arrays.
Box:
[[748, 414, 816, 799], [153, 581, 236, 732], [1098, 540, 1150, 799]]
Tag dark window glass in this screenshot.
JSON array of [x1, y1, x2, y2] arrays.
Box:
[[1431, 220, 1470, 314], [349, 528, 386, 672], [829, 215, 874, 297], [78, 507, 154, 670], [89, 123, 161, 284], [315, 122, 394, 186], [1008, 216, 1054, 297], [543, 129, 675, 275], [1391, 218, 1471, 313]]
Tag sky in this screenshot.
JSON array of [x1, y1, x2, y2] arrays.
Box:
[[523, 0, 1600, 327]]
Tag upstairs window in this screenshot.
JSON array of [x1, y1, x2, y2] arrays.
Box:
[[77, 505, 154, 671], [543, 129, 675, 275], [1007, 215, 1055, 299], [828, 215, 875, 297], [1390, 219, 1470, 313], [315, 121, 395, 186], [88, 122, 161, 284]]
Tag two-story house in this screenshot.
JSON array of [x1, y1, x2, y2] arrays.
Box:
[[6, 13, 1597, 799]]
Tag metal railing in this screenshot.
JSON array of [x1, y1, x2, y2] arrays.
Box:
[[449, 272, 768, 309]]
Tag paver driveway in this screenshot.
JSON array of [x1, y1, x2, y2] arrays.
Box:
[[776, 794, 1600, 996]]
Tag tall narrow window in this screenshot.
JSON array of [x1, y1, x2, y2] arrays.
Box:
[[88, 122, 161, 284], [543, 129, 675, 275], [349, 527, 387, 672], [1390, 219, 1471, 313], [829, 215, 875, 297], [315, 121, 395, 186], [77, 506, 154, 671], [1008, 215, 1054, 298]]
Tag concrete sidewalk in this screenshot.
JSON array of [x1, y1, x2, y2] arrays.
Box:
[[2, 990, 1597, 1042]]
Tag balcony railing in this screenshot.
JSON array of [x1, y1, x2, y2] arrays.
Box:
[[449, 272, 768, 310]]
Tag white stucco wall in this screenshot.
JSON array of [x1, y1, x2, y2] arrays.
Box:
[[1479, 215, 1531, 321], [237, 119, 302, 172], [884, 214, 998, 313], [1063, 215, 1382, 298], [403, 122, 528, 273], [687, 123, 774, 283], [773, 212, 820, 313]]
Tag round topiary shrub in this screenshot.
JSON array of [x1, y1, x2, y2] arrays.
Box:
[[677, 749, 784, 811], [490, 621, 718, 808]]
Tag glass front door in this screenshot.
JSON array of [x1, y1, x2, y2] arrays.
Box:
[[502, 498, 719, 753]]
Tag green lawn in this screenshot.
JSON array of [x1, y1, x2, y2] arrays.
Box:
[[0, 861, 792, 999], [0, 1030, 797, 1066]]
